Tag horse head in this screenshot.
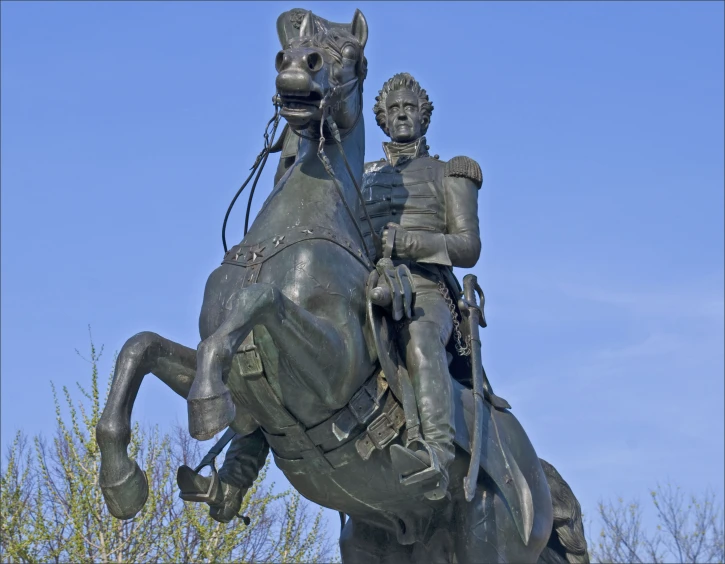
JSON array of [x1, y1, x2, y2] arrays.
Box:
[[275, 9, 368, 133]]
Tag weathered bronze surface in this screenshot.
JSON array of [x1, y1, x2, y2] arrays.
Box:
[[95, 8, 589, 563]]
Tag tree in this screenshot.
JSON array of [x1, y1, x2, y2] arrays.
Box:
[[591, 483, 724, 564], [0, 340, 337, 563]]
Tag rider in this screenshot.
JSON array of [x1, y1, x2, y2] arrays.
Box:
[[362, 72, 482, 500]]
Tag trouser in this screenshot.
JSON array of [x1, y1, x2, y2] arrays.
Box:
[[398, 275, 456, 471]]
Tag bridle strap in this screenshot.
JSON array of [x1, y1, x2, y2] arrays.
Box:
[[222, 102, 282, 253], [294, 75, 362, 143]]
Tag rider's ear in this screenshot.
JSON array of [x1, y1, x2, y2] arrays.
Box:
[[299, 11, 315, 38], [351, 9, 368, 49]]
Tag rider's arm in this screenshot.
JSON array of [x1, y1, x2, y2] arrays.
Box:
[[392, 156, 482, 268], [440, 173, 481, 268]]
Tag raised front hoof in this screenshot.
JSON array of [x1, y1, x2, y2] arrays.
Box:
[[187, 391, 235, 441], [100, 461, 148, 520]]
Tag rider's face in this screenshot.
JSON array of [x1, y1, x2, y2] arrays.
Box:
[[385, 89, 425, 143]]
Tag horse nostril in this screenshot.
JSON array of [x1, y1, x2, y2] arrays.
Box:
[[306, 52, 322, 72], [275, 51, 285, 72]]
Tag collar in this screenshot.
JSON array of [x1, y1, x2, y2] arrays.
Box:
[[382, 136, 430, 166]]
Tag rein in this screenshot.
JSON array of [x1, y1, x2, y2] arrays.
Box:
[[221, 101, 282, 253], [312, 76, 380, 262]]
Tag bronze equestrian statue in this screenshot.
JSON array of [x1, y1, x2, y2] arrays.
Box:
[[95, 8, 589, 563]]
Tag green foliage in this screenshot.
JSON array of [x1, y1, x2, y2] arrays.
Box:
[[591, 483, 724, 564], [1, 340, 336, 563]]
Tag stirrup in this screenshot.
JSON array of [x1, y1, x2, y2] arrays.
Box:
[[176, 463, 222, 505], [389, 439, 442, 487]]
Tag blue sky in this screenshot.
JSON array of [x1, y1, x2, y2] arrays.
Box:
[[2, 0, 723, 542]]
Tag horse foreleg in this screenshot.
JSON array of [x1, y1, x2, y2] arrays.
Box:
[[189, 282, 352, 440], [95, 331, 196, 519]]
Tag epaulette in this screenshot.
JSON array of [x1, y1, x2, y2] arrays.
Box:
[[444, 156, 483, 189]]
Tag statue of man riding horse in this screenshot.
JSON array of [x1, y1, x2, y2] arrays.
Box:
[[95, 8, 589, 563]]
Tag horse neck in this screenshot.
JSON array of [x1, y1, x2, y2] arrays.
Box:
[[284, 114, 365, 232], [243, 98, 366, 248]]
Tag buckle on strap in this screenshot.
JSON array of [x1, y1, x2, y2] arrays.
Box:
[[367, 413, 398, 450], [355, 402, 406, 461]]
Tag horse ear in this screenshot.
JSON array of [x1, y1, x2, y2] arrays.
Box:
[[299, 11, 315, 38], [351, 9, 368, 49]]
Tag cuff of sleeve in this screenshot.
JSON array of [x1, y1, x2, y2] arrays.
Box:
[[395, 231, 452, 266]]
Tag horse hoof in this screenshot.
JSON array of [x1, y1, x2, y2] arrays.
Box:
[[100, 460, 148, 520], [188, 390, 235, 441]]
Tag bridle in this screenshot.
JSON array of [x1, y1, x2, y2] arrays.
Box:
[[222, 55, 379, 262]]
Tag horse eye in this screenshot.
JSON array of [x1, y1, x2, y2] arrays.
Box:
[[275, 51, 285, 72], [342, 45, 356, 60]]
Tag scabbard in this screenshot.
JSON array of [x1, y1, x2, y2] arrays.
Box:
[[462, 274, 484, 502]]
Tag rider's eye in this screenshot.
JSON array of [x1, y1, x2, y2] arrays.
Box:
[[342, 45, 356, 60]]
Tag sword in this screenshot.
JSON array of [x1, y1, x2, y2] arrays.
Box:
[[461, 274, 487, 502]]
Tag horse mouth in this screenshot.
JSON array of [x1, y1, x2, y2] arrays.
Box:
[[278, 91, 323, 123]]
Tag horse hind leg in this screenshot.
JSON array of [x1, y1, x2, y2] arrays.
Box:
[[95, 332, 196, 519]]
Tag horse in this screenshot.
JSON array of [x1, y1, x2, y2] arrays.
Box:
[[95, 9, 588, 563]]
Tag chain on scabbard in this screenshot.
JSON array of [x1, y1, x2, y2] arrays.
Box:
[[438, 281, 471, 357]]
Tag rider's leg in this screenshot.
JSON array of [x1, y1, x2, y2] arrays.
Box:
[[398, 288, 455, 496]]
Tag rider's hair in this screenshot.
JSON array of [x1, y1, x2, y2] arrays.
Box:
[[373, 73, 434, 137]]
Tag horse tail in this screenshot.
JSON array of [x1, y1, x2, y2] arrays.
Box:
[[537, 458, 590, 564]]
